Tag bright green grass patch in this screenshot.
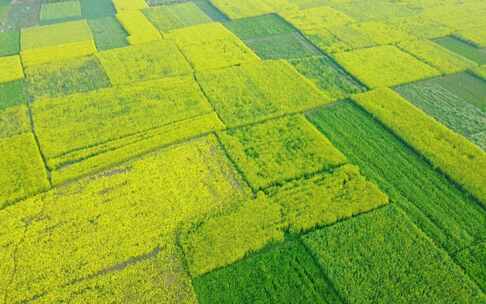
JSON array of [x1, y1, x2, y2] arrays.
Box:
[[196, 60, 329, 127], [180, 164, 387, 277], [193, 240, 341, 304], [143, 2, 211, 32], [87, 16, 128, 51], [96, 40, 191, 85], [21, 19, 92, 50], [0, 135, 250, 303], [180, 194, 284, 277], [224, 14, 295, 41], [31, 76, 219, 182], [80, 0, 115, 19], [434, 36, 486, 65], [0, 55, 24, 83], [25, 56, 111, 101], [289, 55, 365, 100], [0, 132, 50, 208], [307, 101, 486, 255], [303, 205, 485, 303], [334, 46, 440, 88], [39, 1, 81, 23], [455, 242, 486, 291], [0, 80, 26, 110], [398, 39, 476, 74], [395, 73, 486, 150], [0, 104, 30, 139], [116, 10, 162, 45], [354, 88, 486, 206], [219, 115, 347, 190], [0, 31, 19, 56], [169, 22, 260, 71]]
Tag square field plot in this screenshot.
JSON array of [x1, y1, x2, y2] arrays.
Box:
[[289, 55, 366, 100], [96, 40, 192, 85], [0, 55, 24, 84], [143, 2, 211, 32], [224, 14, 295, 41], [219, 115, 346, 190], [196, 60, 330, 127], [0, 31, 20, 56], [80, 0, 116, 19], [87, 17, 128, 51], [40, 1, 82, 24], [335, 45, 440, 88], [169, 22, 260, 71], [0, 80, 26, 110], [24, 56, 111, 100]]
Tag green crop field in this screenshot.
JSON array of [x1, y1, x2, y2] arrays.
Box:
[[0, 0, 485, 303]]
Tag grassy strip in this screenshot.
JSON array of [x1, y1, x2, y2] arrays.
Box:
[[353, 88, 486, 207]]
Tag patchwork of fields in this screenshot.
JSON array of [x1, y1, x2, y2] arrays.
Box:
[[0, 0, 485, 303]]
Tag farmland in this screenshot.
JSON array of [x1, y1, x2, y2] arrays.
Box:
[[0, 0, 485, 303]]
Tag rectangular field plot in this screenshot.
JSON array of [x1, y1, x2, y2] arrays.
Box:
[[395, 72, 486, 149], [0, 55, 24, 83], [303, 205, 485, 304], [193, 240, 340, 304], [209, 0, 289, 19], [116, 10, 162, 45], [354, 88, 486, 207], [96, 40, 191, 85], [219, 115, 347, 190], [398, 39, 476, 74], [87, 16, 128, 51], [39, 1, 82, 24], [289, 55, 365, 100], [0, 104, 31, 139], [80, 0, 116, 19], [193, 0, 228, 22], [307, 101, 486, 255], [434, 36, 486, 65], [31, 76, 222, 183], [0, 80, 26, 110], [334, 46, 440, 88], [0, 132, 50, 208], [143, 2, 212, 32], [169, 22, 260, 71], [0, 135, 250, 303], [24, 55, 111, 101], [0, 31, 20, 56], [112, 0, 147, 11], [196, 60, 329, 127]]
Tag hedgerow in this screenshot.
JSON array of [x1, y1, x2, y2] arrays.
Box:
[[0, 31, 20, 56], [334, 46, 440, 88], [39, 1, 82, 24], [196, 60, 329, 127], [180, 194, 284, 277], [31, 76, 215, 175], [354, 88, 486, 206], [87, 17, 128, 51], [395, 73, 486, 149], [303, 205, 485, 303], [96, 40, 191, 85], [20, 40, 97, 67], [268, 164, 388, 233], [398, 39, 476, 74], [0, 79, 26, 110], [193, 240, 339, 304], [25, 55, 111, 100], [116, 10, 162, 45], [0, 55, 24, 83], [289, 55, 365, 100], [218, 115, 347, 190], [112, 0, 147, 12], [0, 135, 250, 303], [307, 101, 486, 256], [0, 132, 50, 208], [143, 2, 211, 32]]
